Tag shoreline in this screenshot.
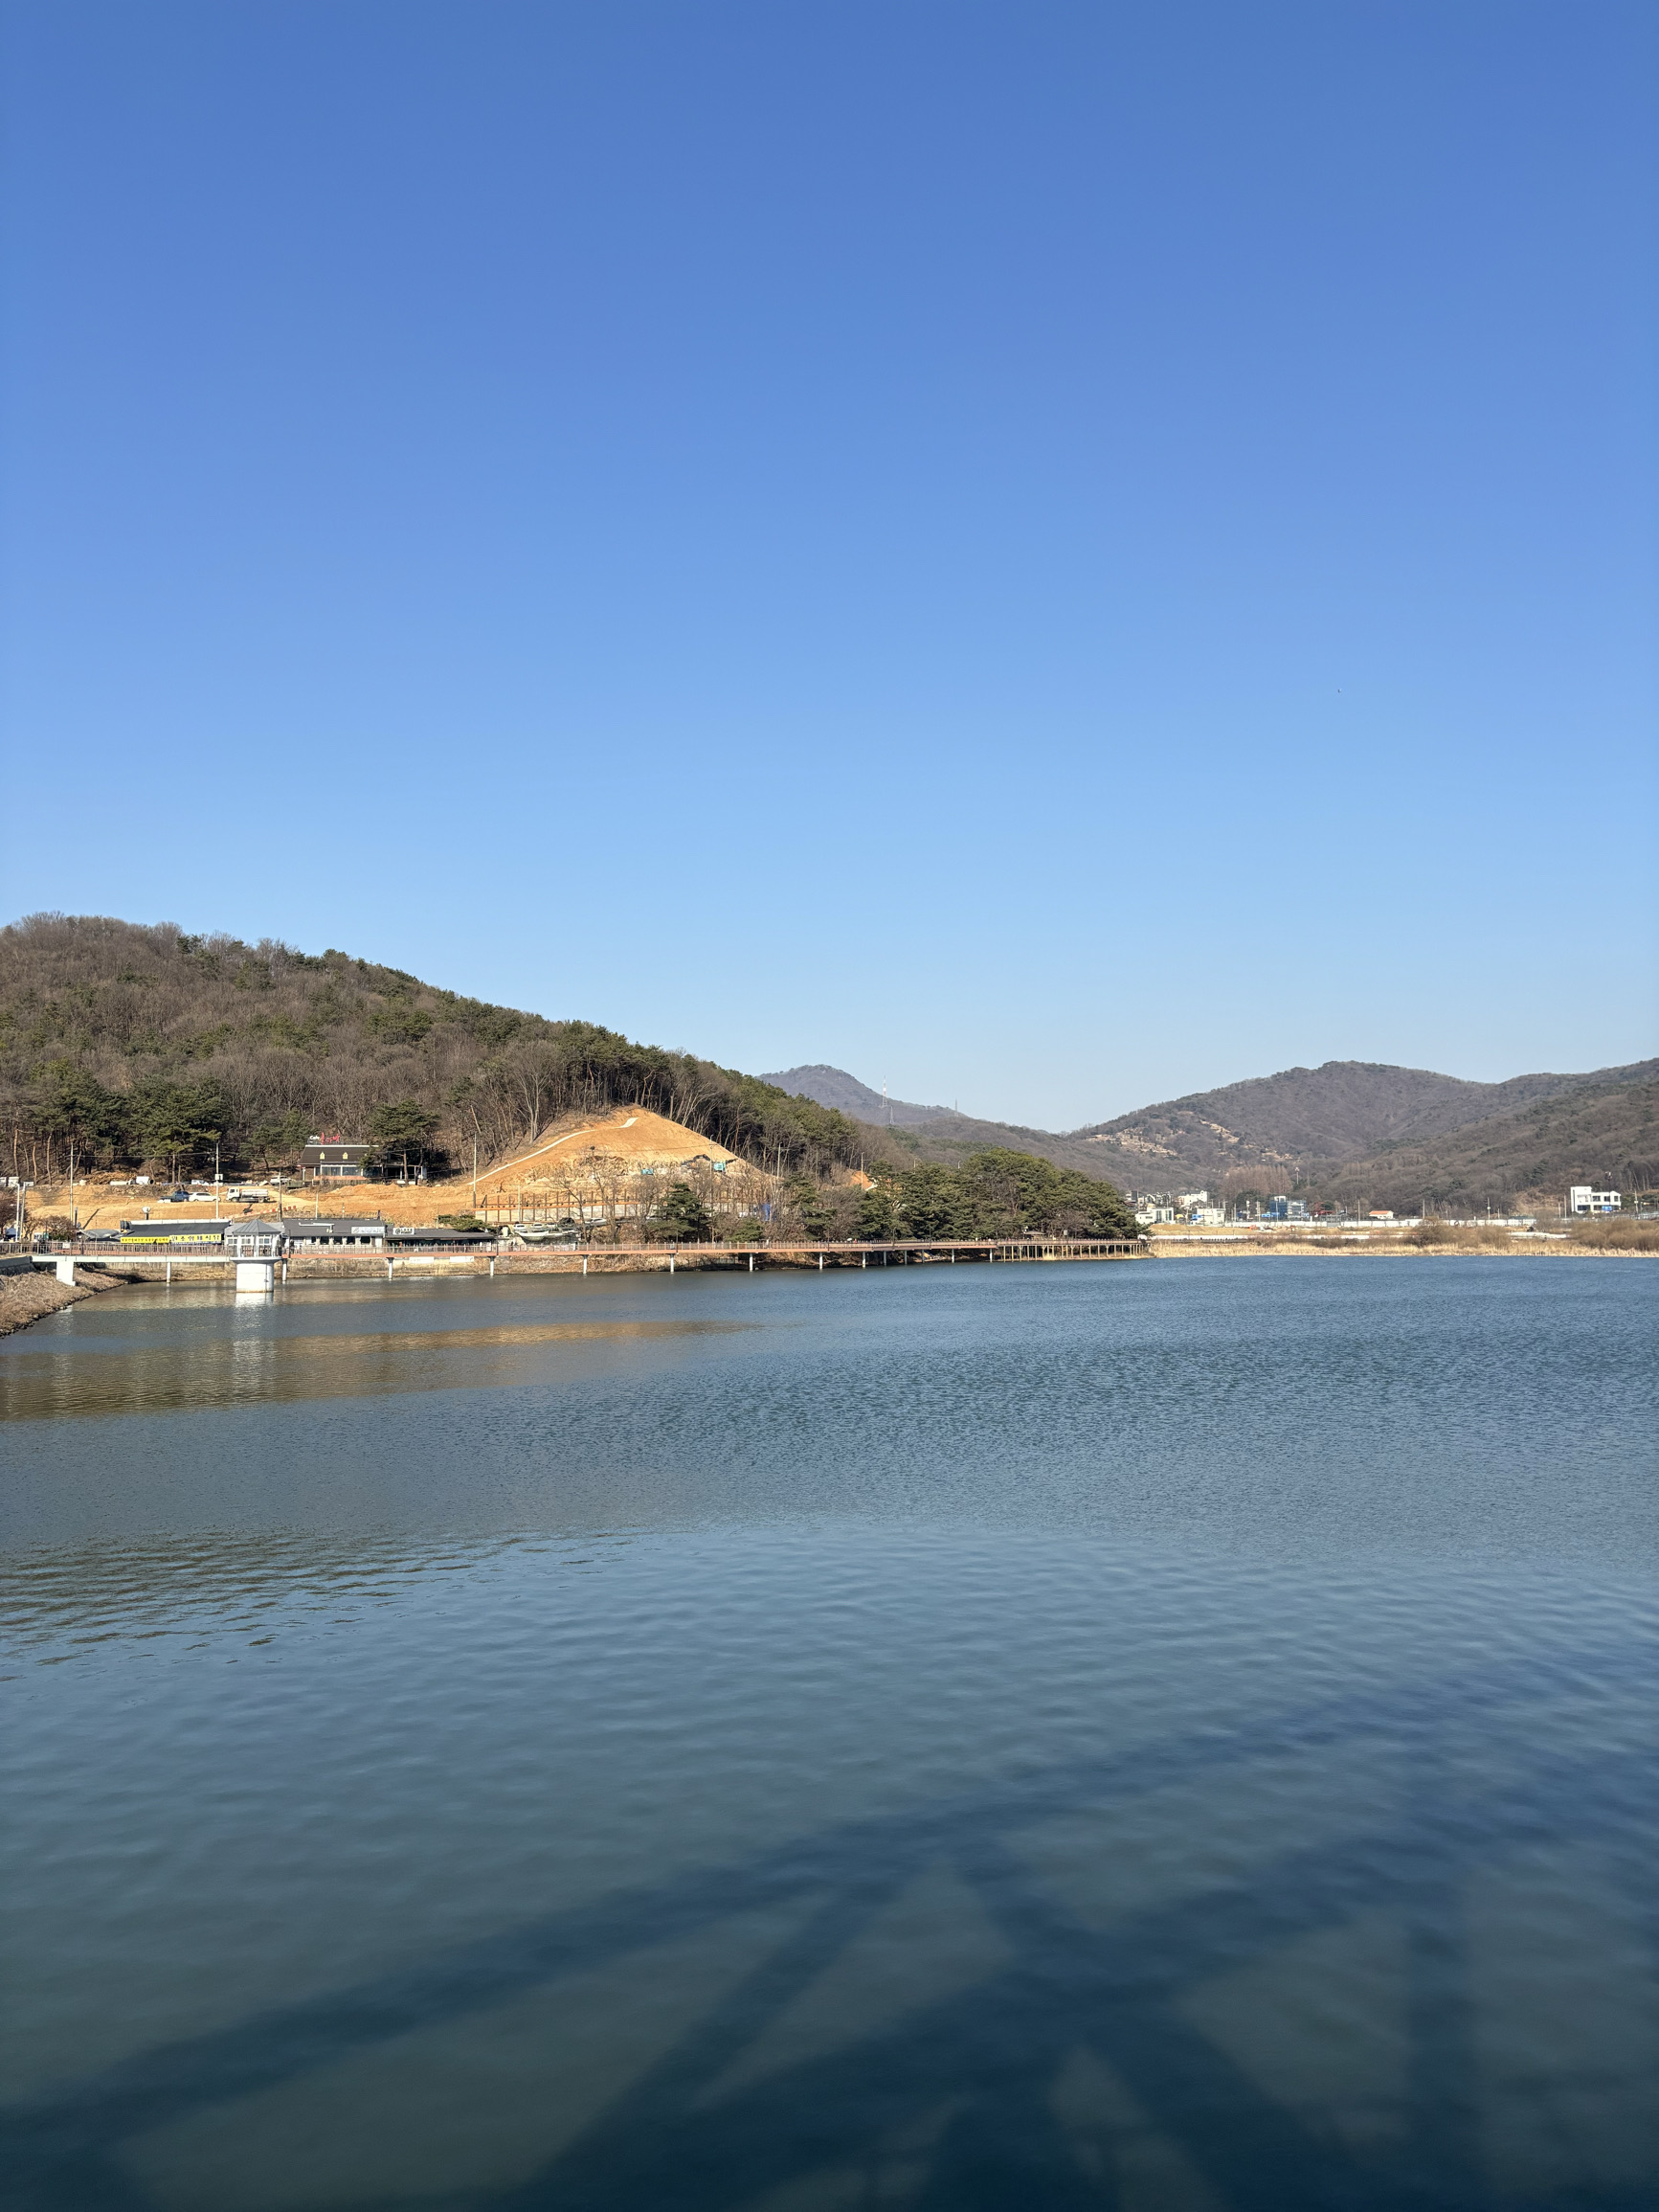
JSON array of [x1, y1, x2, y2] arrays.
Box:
[[0, 1238, 1650, 1340], [0, 1266, 124, 1337], [1146, 1238, 1654, 1258]]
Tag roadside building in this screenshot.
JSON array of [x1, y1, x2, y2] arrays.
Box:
[[282, 1219, 387, 1251], [387, 1224, 492, 1249], [119, 1220, 225, 1248], [1567, 1185, 1621, 1215], [301, 1135, 371, 1182]]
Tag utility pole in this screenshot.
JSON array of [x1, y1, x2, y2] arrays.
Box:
[[213, 1140, 221, 1218], [473, 1136, 478, 1208]]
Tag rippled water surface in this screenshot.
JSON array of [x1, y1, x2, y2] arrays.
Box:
[[3, 1259, 1655, 2210]]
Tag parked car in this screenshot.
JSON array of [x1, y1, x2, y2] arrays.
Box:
[[167, 1187, 191, 1202]]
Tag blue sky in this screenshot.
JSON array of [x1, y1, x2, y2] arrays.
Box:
[[2, 1, 1653, 1128]]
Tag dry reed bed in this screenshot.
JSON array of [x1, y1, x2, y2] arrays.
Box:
[[1152, 1231, 1658, 1258], [0, 1267, 123, 1336]]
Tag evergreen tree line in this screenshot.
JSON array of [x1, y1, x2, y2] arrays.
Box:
[[777, 1149, 1138, 1243]]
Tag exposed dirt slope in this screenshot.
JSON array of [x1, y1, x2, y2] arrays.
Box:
[[485, 1109, 743, 1183], [58, 1110, 748, 1230]]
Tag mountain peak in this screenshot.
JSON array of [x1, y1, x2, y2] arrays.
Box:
[[761, 1066, 953, 1127]]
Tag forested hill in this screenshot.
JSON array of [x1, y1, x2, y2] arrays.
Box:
[[0, 914, 863, 1181], [1072, 1056, 1657, 1195], [1318, 1068, 1659, 1212]]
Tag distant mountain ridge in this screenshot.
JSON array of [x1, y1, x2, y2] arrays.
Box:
[[761, 1066, 1110, 1173], [1071, 1059, 1634, 1184], [759, 1066, 952, 1128], [768, 1056, 1659, 1205], [1322, 1066, 1659, 1211], [11, 917, 1647, 1210]]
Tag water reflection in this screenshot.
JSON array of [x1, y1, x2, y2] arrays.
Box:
[[1, 1315, 759, 1421], [6, 1641, 1653, 2210]]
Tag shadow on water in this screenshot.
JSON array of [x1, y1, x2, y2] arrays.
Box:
[[9, 1643, 1655, 2212], [7, 1266, 1656, 2208]]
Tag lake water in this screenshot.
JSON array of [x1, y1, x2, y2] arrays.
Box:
[[2, 1259, 1655, 2211]]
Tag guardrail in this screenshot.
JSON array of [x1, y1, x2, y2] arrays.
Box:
[[24, 1234, 1149, 1288], [304, 1239, 1151, 1273]]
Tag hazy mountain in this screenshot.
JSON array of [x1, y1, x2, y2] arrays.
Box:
[[769, 1056, 1658, 1201], [759, 1066, 952, 1127], [761, 1066, 1113, 1174]]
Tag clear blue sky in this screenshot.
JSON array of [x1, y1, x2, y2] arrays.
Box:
[[2, 2, 1653, 1127]]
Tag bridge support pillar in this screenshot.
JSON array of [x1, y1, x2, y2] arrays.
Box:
[[55, 1255, 77, 1285], [235, 1260, 275, 1293]]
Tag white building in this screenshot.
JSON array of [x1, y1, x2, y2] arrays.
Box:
[[1568, 1185, 1620, 1215], [282, 1218, 388, 1250]]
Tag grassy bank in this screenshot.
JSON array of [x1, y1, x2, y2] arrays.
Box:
[[1148, 1221, 1659, 1258], [0, 1265, 123, 1336]]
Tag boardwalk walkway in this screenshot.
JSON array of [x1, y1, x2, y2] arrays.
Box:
[[33, 1235, 1148, 1283]]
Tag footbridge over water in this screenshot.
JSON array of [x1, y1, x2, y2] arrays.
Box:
[[32, 1235, 1147, 1290]]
